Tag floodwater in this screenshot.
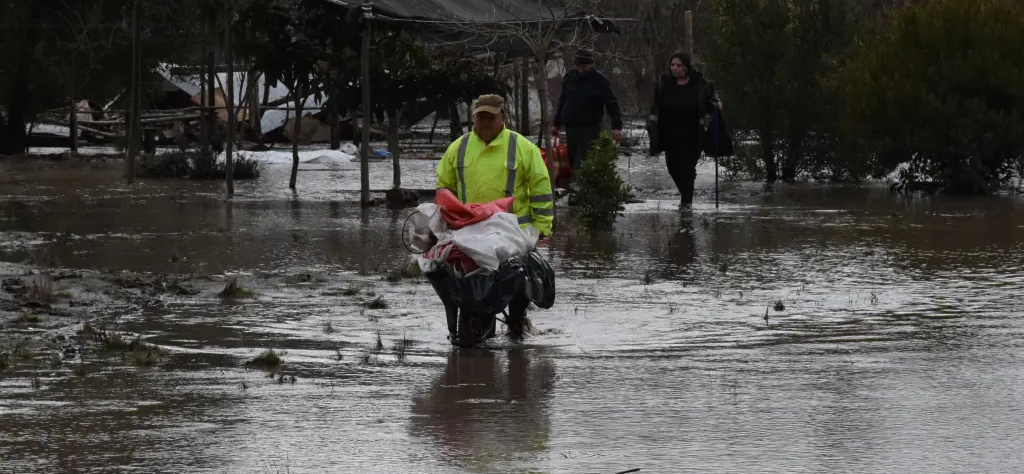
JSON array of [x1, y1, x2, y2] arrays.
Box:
[[3, 151, 1024, 473]]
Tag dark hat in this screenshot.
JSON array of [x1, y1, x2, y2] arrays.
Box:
[[574, 49, 595, 65], [472, 94, 505, 115]]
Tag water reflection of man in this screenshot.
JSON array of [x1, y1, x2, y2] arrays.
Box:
[[408, 348, 556, 472]]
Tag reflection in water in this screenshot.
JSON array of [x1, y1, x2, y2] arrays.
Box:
[[410, 348, 556, 473], [3, 158, 1024, 473]]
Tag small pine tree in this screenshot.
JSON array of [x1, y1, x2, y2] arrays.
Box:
[[574, 131, 632, 231]]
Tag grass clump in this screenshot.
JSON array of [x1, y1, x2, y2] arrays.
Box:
[[773, 300, 786, 312], [393, 334, 412, 364], [26, 275, 56, 305], [247, 349, 283, 369], [20, 313, 42, 324], [364, 296, 389, 310], [574, 131, 633, 231], [138, 151, 265, 180], [92, 330, 165, 366], [220, 278, 256, 299], [322, 319, 336, 334]]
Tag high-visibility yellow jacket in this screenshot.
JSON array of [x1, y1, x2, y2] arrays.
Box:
[[436, 127, 554, 236]]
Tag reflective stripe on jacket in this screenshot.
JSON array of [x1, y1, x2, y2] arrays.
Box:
[[436, 127, 554, 236]]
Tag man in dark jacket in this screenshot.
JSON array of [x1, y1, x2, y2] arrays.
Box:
[[551, 50, 624, 189]]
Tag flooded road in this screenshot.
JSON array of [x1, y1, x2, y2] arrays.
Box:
[[2, 154, 1024, 473]]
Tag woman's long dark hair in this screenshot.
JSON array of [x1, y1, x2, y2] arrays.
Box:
[[668, 51, 694, 76]]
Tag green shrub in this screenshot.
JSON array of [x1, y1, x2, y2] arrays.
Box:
[[574, 131, 631, 231], [838, 0, 1024, 194], [705, 0, 863, 182]]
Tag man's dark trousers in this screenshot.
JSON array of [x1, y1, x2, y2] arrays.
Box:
[[565, 125, 602, 185]]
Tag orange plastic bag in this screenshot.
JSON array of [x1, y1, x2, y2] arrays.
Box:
[[435, 188, 515, 230]]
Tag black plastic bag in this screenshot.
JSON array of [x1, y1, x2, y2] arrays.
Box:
[[426, 251, 557, 316], [525, 251, 556, 309], [425, 257, 529, 317]]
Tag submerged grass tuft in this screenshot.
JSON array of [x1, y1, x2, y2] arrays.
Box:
[[247, 349, 283, 369], [26, 274, 56, 305], [322, 319, 336, 334], [220, 277, 256, 299], [365, 296, 389, 310], [91, 329, 165, 366], [394, 333, 412, 364], [773, 300, 786, 312]]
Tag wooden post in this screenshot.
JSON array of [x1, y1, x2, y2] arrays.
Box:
[[143, 128, 157, 154], [685, 10, 694, 54], [224, 0, 235, 197], [206, 51, 216, 150], [387, 107, 401, 188], [359, 1, 372, 206], [200, 63, 210, 153], [69, 97, 78, 153]]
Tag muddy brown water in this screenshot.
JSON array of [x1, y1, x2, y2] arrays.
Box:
[[2, 155, 1024, 473]]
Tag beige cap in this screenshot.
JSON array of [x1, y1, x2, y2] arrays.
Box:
[[472, 94, 505, 115]]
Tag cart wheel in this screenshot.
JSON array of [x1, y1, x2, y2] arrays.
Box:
[[453, 312, 496, 348]]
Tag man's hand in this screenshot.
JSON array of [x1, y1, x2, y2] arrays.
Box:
[[612, 129, 623, 142], [550, 126, 560, 138]]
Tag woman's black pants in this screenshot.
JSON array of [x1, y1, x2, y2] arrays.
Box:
[[664, 138, 701, 204]]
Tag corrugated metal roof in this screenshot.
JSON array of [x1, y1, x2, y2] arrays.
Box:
[[325, 0, 574, 23]]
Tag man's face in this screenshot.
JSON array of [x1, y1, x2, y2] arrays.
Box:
[[473, 111, 504, 142], [577, 63, 593, 75]]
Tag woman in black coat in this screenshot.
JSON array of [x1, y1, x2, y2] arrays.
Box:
[[647, 51, 723, 207]]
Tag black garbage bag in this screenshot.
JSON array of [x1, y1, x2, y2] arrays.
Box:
[[525, 251, 556, 309], [426, 251, 557, 318], [426, 256, 529, 317]]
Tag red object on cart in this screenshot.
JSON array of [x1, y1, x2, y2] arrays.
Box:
[[540, 137, 571, 188], [425, 189, 519, 275]]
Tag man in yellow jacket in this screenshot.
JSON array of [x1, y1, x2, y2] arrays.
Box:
[[434, 94, 554, 342], [436, 94, 554, 238]]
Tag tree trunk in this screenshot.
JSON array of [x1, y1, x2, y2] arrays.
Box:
[[780, 136, 802, 182], [428, 110, 439, 144], [248, 71, 260, 141], [448, 102, 462, 140], [359, 8, 372, 206], [225, 0, 235, 197], [535, 53, 554, 185], [387, 107, 401, 188], [329, 101, 340, 150], [762, 129, 778, 183], [519, 57, 531, 136], [126, 0, 140, 184], [0, 30, 33, 155], [69, 96, 79, 153], [289, 92, 302, 190]]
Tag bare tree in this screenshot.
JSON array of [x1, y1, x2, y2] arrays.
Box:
[[43, 0, 123, 152]]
